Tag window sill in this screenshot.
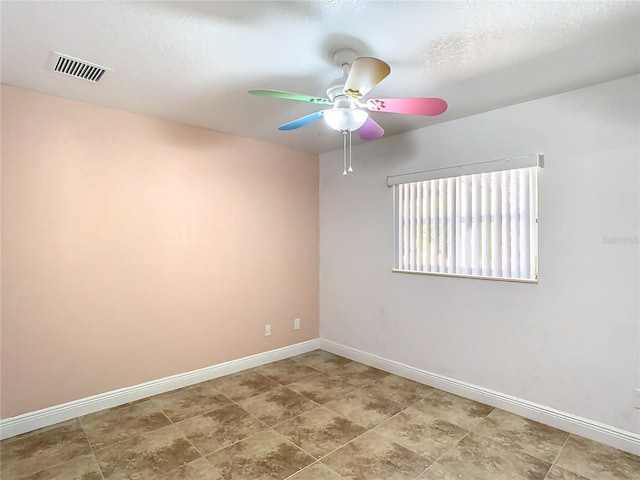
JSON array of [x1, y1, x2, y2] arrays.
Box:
[[391, 269, 538, 284]]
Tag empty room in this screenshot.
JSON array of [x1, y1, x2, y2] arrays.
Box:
[[1, 1, 639, 479]]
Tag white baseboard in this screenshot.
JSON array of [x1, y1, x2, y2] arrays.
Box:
[[4, 337, 639, 456], [320, 339, 640, 456], [0, 339, 321, 440]]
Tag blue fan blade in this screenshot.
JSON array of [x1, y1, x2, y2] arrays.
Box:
[[279, 111, 324, 131]]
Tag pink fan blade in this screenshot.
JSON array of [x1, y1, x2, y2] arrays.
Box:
[[357, 117, 384, 141], [366, 98, 448, 116]]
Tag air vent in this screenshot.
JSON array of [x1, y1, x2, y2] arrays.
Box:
[[47, 52, 111, 83]]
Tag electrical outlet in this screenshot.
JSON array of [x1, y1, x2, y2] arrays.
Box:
[[294, 318, 300, 330], [265, 325, 271, 337], [634, 388, 640, 409]]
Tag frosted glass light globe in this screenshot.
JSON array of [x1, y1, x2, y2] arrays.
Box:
[[324, 108, 369, 132]]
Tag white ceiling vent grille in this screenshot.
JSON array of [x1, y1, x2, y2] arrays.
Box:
[[48, 52, 111, 83]]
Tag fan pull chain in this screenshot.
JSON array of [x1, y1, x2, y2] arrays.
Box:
[[342, 131, 347, 176], [348, 130, 353, 173]]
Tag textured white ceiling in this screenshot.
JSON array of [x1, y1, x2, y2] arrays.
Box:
[[1, 1, 639, 154]]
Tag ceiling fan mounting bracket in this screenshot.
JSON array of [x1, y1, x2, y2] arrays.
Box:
[[326, 49, 359, 101], [333, 48, 358, 68]]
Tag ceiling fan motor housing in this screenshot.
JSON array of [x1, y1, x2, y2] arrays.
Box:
[[326, 77, 346, 102]]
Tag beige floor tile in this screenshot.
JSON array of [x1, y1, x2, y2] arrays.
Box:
[[0, 419, 91, 480], [287, 372, 359, 404], [156, 457, 221, 480], [239, 384, 317, 427], [175, 403, 266, 455], [473, 409, 569, 463], [324, 388, 403, 429], [206, 430, 314, 480], [151, 382, 232, 422], [329, 362, 390, 388], [286, 462, 344, 479], [373, 405, 467, 460], [18, 453, 101, 480], [94, 424, 200, 480], [322, 431, 430, 480], [418, 433, 550, 480], [274, 406, 367, 458], [80, 399, 171, 450], [412, 389, 493, 430], [363, 374, 433, 407], [255, 358, 321, 385], [290, 350, 352, 372], [208, 370, 279, 401], [555, 434, 640, 480], [545, 465, 591, 480]]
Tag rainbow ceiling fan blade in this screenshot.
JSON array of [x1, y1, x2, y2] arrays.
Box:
[[365, 97, 448, 116], [357, 117, 384, 141], [343, 57, 391, 99], [278, 111, 325, 131], [249, 90, 331, 105]]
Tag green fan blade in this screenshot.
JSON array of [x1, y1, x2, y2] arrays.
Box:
[[249, 90, 331, 104]]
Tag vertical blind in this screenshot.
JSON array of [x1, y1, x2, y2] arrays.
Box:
[[394, 166, 538, 281]]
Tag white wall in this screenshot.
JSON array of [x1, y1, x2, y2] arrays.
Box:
[[319, 75, 639, 434]]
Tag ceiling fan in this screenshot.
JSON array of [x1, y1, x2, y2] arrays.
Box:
[[250, 48, 447, 138], [249, 49, 448, 174]]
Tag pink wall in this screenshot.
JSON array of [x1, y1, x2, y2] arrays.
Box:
[[0, 85, 319, 418]]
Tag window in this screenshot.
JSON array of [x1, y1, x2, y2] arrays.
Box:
[[389, 154, 542, 282]]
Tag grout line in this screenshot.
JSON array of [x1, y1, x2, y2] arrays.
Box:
[[82, 394, 209, 479], [78, 416, 107, 480], [541, 434, 571, 480], [82, 403, 174, 453], [8, 418, 105, 480], [122, 384, 277, 476], [181, 363, 347, 476], [232, 358, 395, 469], [161, 370, 326, 459], [10, 418, 106, 480], [467, 410, 570, 468], [395, 398, 497, 479], [161, 408, 207, 459], [412, 430, 476, 480], [282, 460, 346, 480], [299, 390, 422, 464], [172, 394, 270, 458], [268, 361, 447, 472]]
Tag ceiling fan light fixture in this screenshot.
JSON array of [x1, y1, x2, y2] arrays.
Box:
[[323, 107, 369, 132]]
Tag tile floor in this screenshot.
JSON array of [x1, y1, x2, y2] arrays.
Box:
[[2, 350, 639, 480]]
